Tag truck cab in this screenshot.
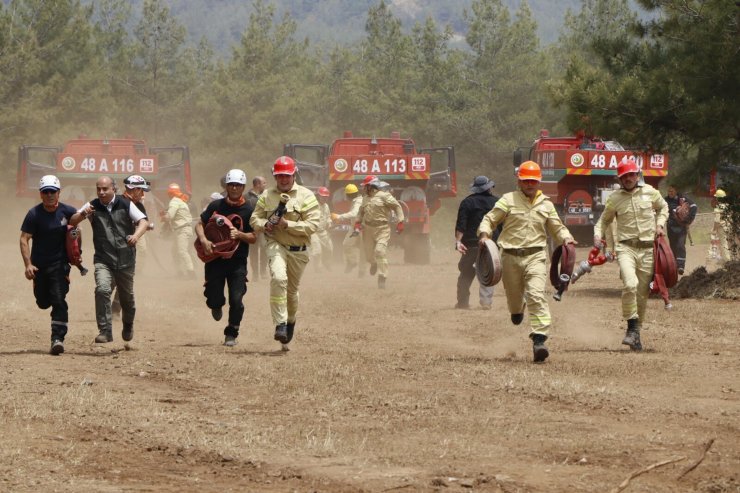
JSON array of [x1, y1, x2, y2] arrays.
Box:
[[17, 136, 191, 212], [284, 131, 457, 263]]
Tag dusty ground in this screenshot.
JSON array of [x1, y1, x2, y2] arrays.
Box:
[[1, 227, 738, 492]]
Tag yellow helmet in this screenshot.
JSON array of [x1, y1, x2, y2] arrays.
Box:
[[345, 184, 359, 194], [714, 189, 726, 198]]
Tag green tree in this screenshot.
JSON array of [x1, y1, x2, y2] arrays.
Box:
[[206, 0, 319, 175], [551, 0, 739, 180], [459, 0, 552, 174]]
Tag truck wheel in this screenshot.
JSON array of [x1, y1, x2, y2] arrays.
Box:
[[403, 233, 431, 264]]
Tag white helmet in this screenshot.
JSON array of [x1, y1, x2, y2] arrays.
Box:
[[225, 169, 247, 185], [39, 175, 61, 191]]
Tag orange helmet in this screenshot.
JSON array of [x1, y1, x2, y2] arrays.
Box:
[[317, 186, 330, 197], [517, 161, 542, 182], [617, 156, 640, 177], [273, 156, 296, 176], [167, 183, 181, 196]]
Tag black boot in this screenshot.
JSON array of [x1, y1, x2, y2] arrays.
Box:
[[622, 318, 642, 351], [531, 334, 549, 363], [378, 275, 386, 289], [511, 313, 524, 325], [274, 323, 288, 343]]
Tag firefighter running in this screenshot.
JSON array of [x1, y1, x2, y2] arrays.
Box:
[[161, 183, 195, 279], [309, 186, 333, 271], [19, 175, 78, 355], [593, 156, 669, 352], [331, 183, 365, 276], [477, 161, 575, 363], [355, 175, 405, 289], [250, 156, 320, 351]]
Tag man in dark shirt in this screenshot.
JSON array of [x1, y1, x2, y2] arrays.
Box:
[[20, 175, 78, 355], [454, 176, 500, 309], [665, 185, 697, 275], [196, 169, 257, 347]]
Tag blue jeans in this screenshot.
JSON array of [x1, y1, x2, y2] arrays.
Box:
[[94, 263, 136, 334], [33, 261, 71, 341], [204, 257, 247, 337]]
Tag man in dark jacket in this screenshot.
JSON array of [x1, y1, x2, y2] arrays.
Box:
[[70, 176, 149, 344], [454, 176, 500, 309], [665, 185, 697, 275], [20, 175, 78, 355]]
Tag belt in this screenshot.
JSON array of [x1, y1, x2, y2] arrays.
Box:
[[287, 245, 307, 252], [619, 239, 653, 249], [364, 220, 388, 227], [502, 246, 544, 257]]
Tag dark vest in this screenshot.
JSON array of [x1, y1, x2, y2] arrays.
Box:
[[90, 195, 137, 269]]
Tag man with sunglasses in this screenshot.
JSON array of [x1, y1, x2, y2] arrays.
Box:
[[20, 175, 79, 355], [478, 161, 575, 363], [594, 156, 668, 352], [196, 169, 257, 347]]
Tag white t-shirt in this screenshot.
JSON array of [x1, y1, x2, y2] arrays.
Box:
[[78, 196, 147, 224]]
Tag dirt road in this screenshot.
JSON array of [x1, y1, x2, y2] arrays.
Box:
[[1, 237, 738, 492]]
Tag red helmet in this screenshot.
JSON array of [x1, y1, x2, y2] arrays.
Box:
[[517, 161, 542, 181], [617, 156, 640, 177], [317, 186, 330, 197], [273, 156, 296, 176], [361, 175, 379, 186]]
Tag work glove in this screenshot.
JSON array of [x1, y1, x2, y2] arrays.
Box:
[[350, 222, 362, 237], [330, 212, 339, 222], [396, 221, 405, 234], [593, 235, 603, 248]]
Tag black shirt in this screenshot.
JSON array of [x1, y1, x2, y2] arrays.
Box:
[[21, 203, 77, 267], [200, 199, 254, 261], [455, 192, 500, 247]]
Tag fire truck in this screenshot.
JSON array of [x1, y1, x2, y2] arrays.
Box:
[[16, 136, 191, 211], [283, 131, 457, 263], [514, 129, 669, 240]]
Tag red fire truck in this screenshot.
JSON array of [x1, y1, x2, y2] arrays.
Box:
[[514, 129, 669, 239], [16, 136, 191, 210], [283, 131, 457, 263]]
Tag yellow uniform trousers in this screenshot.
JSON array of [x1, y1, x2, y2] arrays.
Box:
[[342, 230, 363, 268], [362, 224, 390, 277], [267, 240, 309, 325], [615, 243, 653, 322], [173, 226, 194, 275], [309, 229, 333, 270], [501, 249, 550, 337]]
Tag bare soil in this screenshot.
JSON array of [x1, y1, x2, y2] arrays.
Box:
[[1, 235, 738, 493]]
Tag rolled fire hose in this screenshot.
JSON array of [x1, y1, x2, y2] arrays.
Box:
[[549, 243, 576, 301], [650, 235, 678, 310], [194, 213, 243, 263], [476, 239, 502, 287]]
